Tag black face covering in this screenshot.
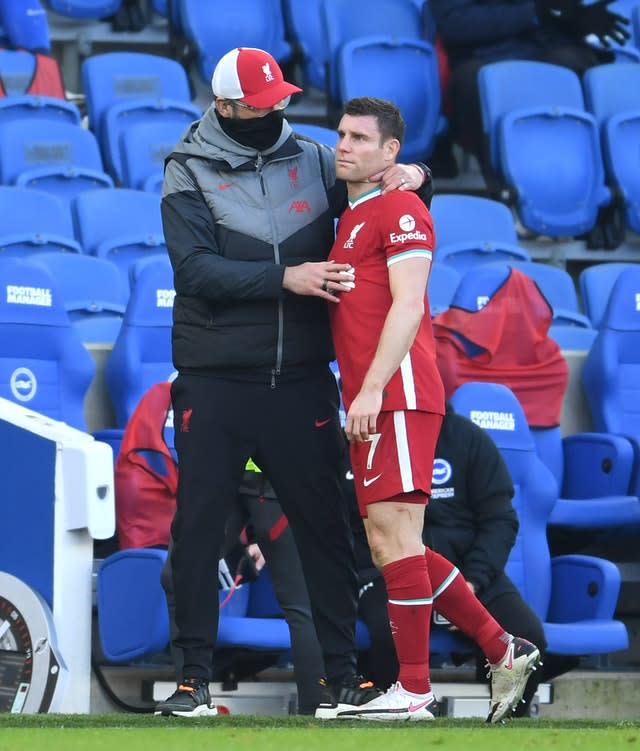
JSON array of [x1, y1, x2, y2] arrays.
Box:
[[217, 109, 284, 151]]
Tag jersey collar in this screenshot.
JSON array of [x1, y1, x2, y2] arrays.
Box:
[[348, 185, 382, 210]]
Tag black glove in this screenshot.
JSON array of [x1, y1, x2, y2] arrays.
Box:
[[534, 0, 579, 26], [573, 0, 631, 47]]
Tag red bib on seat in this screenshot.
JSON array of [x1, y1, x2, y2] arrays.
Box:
[[432, 268, 568, 427]]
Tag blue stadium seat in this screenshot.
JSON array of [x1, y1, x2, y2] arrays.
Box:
[[430, 193, 519, 247], [336, 36, 441, 161], [320, 0, 422, 113], [547, 325, 598, 352], [478, 60, 611, 237], [584, 63, 640, 234], [102, 98, 200, 185], [532, 424, 640, 530], [0, 257, 95, 430], [0, 118, 113, 206], [179, 0, 292, 83], [96, 548, 298, 663], [119, 119, 186, 192], [81, 52, 193, 135], [290, 122, 336, 148], [435, 239, 531, 274], [71, 188, 167, 288], [30, 252, 127, 344], [0, 96, 80, 125], [634, 3, 640, 48], [582, 266, 640, 497], [47, 0, 121, 19], [450, 381, 629, 657], [0, 1, 51, 52], [427, 263, 460, 317], [281, 0, 326, 90], [0, 186, 81, 257], [104, 257, 176, 428], [579, 262, 635, 329], [430, 195, 532, 274], [80, 52, 199, 183]]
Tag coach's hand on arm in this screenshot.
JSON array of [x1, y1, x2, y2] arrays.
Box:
[[283, 261, 355, 301]]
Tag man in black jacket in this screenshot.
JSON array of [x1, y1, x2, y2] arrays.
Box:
[[154, 46, 433, 718], [351, 402, 576, 716]]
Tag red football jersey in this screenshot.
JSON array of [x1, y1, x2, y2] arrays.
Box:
[[328, 187, 445, 415]]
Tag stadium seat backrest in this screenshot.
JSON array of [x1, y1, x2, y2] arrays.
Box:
[[30, 251, 126, 343], [290, 122, 337, 148], [281, 0, 326, 89], [0, 186, 81, 257], [179, 0, 292, 83], [337, 36, 441, 161], [103, 99, 200, 184], [0, 257, 95, 430], [478, 60, 584, 172], [0, 117, 104, 183], [81, 52, 192, 135], [0, 49, 63, 98], [48, 0, 122, 19], [582, 266, 640, 439], [430, 194, 518, 248], [72, 188, 166, 285], [427, 263, 460, 316], [583, 64, 640, 233], [0, 96, 80, 126], [450, 381, 556, 621], [119, 119, 188, 191], [104, 257, 176, 428], [479, 61, 609, 236], [578, 262, 634, 329], [321, 0, 422, 105], [583, 63, 640, 129]]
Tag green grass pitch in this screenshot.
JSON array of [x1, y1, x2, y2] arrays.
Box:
[[0, 715, 638, 751]]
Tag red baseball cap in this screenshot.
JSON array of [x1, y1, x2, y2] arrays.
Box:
[[211, 47, 302, 109]]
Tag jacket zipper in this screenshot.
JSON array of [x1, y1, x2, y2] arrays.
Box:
[[256, 152, 283, 389]]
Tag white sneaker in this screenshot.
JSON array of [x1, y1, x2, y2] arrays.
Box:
[[349, 681, 439, 721], [487, 637, 541, 723]]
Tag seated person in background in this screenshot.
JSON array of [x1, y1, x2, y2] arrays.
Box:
[[429, 0, 630, 180], [114, 381, 325, 715], [346, 402, 578, 716]]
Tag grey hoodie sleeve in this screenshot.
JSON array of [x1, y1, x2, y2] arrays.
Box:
[[161, 159, 285, 303]]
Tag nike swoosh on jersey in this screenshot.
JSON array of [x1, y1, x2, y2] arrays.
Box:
[[314, 418, 331, 428], [363, 473, 382, 487]]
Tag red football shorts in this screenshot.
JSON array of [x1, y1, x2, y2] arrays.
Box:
[[349, 410, 443, 517]]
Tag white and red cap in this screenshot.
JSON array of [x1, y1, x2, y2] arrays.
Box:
[[211, 47, 302, 109]]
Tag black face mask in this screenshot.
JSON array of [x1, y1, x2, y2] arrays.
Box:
[[217, 109, 284, 152]]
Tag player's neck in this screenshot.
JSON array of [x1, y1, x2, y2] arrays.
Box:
[[347, 181, 377, 202]]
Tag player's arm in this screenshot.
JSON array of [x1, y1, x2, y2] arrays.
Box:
[[345, 255, 431, 443]]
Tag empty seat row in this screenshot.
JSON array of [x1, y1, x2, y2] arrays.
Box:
[[0, 254, 174, 432], [0, 186, 166, 287], [479, 60, 640, 238]]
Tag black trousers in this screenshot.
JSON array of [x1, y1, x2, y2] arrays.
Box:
[[161, 490, 326, 713], [358, 575, 575, 715], [169, 368, 358, 685]]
